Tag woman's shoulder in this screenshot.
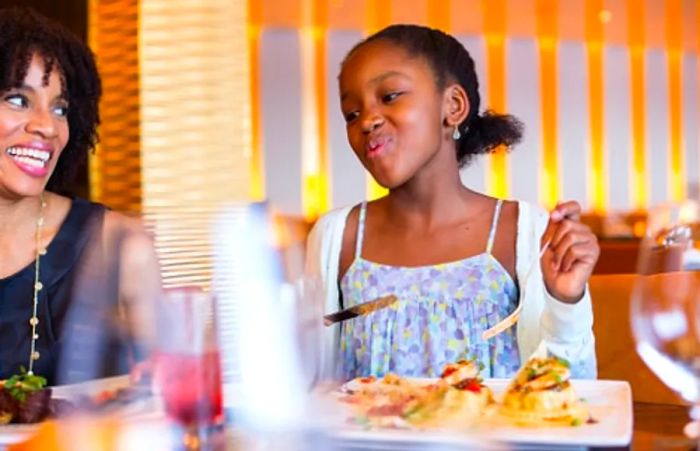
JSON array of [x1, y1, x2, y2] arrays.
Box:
[[101, 210, 154, 251], [102, 209, 145, 231]]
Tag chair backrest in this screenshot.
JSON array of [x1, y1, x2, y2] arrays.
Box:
[[589, 274, 686, 405]]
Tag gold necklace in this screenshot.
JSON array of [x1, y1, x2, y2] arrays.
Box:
[[27, 194, 46, 376]]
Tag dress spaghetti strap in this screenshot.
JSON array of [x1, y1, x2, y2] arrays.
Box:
[[355, 202, 368, 258], [485, 199, 503, 254]]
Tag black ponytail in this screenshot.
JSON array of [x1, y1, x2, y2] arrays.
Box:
[[347, 24, 523, 167], [456, 111, 523, 167]]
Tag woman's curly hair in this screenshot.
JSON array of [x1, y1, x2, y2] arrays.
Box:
[[0, 7, 101, 191]]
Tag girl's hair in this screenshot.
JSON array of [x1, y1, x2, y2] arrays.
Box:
[[344, 24, 523, 167], [0, 7, 101, 191]]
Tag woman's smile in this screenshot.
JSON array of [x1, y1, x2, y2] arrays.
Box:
[[5, 143, 54, 178]]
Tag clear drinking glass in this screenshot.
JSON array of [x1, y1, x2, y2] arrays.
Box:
[[631, 200, 700, 441], [154, 287, 224, 450]]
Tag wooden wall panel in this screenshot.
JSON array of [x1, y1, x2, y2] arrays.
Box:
[[88, 0, 142, 213]]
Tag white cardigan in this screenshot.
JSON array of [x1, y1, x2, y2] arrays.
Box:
[[305, 201, 597, 379]]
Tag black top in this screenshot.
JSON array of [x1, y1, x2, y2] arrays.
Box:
[[0, 198, 106, 385]]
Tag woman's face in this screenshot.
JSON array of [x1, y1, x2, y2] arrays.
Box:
[[0, 54, 69, 200], [339, 40, 447, 189]]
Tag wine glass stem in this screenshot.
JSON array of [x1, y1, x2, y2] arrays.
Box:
[[183, 426, 201, 450], [685, 404, 700, 444]]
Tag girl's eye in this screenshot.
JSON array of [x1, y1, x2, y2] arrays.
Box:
[[382, 92, 401, 103], [3, 94, 28, 108], [343, 111, 359, 123]]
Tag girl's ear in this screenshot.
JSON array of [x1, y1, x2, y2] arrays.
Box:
[[443, 83, 469, 127]]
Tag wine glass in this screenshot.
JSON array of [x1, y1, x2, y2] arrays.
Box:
[[631, 200, 700, 441], [154, 287, 224, 450]]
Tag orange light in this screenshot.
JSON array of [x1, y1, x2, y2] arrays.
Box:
[[483, 0, 509, 199], [248, 0, 265, 200], [627, 0, 647, 209], [666, 0, 684, 202], [585, 0, 606, 213], [427, 0, 450, 31], [364, 0, 391, 200], [300, 0, 330, 219], [536, 0, 559, 209]]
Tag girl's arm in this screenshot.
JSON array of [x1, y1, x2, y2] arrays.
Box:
[[517, 202, 598, 379], [539, 202, 599, 378]]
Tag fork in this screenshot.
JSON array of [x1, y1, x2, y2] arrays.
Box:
[[482, 239, 551, 340]]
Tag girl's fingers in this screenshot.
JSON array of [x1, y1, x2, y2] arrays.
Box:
[[559, 241, 599, 272], [549, 220, 590, 250], [550, 230, 598, 270], [550, 201, 582, 222]]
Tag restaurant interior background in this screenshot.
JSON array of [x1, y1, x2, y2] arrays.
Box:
[[6, 0, 699, 406]]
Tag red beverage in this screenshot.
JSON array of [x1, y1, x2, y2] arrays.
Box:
[[156, 350, 223, 426]]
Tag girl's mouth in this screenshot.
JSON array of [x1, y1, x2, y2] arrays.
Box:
[[366, 136, 389, 159]]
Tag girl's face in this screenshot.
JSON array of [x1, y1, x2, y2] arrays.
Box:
[[0, 54, 69, 200], [339, 40, 448, 189]]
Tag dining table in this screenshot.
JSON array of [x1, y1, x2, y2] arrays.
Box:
[[308, 401, 696, 451], [593, 401, 694, 451], [2, 378, 695, 451]]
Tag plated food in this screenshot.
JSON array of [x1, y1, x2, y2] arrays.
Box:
[[500, 357, 589, 426], [340, 359, 493, 428], [0, 372, 151, 426], [339, 357, 592, 430], [0, 372, 52, 424]]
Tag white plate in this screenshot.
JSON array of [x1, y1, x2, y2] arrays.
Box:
[[0, 375, 132, 446], [331, 378, 633, 448]]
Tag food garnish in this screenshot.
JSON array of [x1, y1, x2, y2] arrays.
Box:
[[4, 370, 47, 403], [0, 368, 51, 424]]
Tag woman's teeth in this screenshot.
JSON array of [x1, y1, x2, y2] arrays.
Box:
[[6, 147, 50, 167]]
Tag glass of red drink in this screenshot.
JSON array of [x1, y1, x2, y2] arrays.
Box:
[[155, 287, 223, 450]]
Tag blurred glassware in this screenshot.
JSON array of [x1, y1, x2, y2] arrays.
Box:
[[213, 203, 312, 432], [632, 200, 700, 441], [154, 287, 223, 450]]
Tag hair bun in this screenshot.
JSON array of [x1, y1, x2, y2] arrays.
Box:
[[456, 111, 523, 166]]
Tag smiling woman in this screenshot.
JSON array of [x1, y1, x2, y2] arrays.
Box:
[[0, 7, 161, 385]]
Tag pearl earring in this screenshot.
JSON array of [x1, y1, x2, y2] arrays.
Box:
[[452, 125, 461, 141]]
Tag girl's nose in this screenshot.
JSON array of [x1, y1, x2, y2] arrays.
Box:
[[361, 113, 384, 134]]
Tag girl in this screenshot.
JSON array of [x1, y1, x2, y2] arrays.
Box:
[[306, 25, 599, 380]]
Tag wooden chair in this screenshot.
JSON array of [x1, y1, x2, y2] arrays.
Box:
[[589, 274, 686, 405]]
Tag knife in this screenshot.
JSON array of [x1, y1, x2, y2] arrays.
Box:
[[323, 295, 398, 326]]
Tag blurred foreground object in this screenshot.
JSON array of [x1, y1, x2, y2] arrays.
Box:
[[154, 287, 223, 450], [213, 203, 324, 433], [632, 200, 700, 440], [58, 218, 160, 384]]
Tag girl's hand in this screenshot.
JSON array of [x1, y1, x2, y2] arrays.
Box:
[[540, 201, 600, 303]]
